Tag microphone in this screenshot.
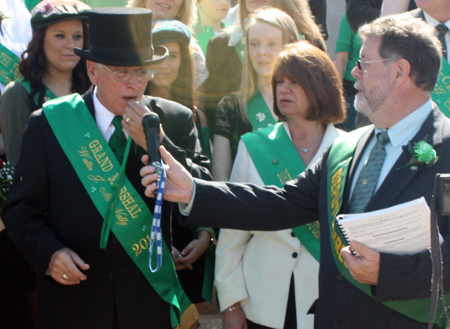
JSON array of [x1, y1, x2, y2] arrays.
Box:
[[142, 112, 162, 193]]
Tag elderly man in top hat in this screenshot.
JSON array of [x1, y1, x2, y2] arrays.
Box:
[[3, 7, 210, 329]]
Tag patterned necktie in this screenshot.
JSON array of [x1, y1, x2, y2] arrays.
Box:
[[436, 24, 448, 61], [109, 116, 126, 164], [348, 131, 390, 213]]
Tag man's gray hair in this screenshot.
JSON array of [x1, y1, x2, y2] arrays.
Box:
[[359, 15, 442, 92]]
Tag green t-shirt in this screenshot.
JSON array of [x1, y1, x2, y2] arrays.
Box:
[[335, 15, 362, 82], [25, 0, 126, 12], [82, 0, 127, 7]]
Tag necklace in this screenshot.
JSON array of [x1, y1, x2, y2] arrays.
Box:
[[294, 140, 321, 154]]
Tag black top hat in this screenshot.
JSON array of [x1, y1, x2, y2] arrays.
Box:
[[74, 7, 168, 67]]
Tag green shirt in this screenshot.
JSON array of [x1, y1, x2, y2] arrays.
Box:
[[83, 0, 127, 7], [335, 15, 362, 82]]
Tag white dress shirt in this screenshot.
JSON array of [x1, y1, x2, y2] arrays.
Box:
[[93, 87, 129, 142]]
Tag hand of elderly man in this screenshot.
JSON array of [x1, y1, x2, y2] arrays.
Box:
[[49, 248, 90, 285], [122, 100, 166, 150]]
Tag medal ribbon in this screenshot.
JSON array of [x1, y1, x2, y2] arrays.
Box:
[[149, 160, 166, 272]]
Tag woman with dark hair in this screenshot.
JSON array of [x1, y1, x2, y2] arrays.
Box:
[[0, 0, 91, 167], [215, 41, 346, 329], [148, 20, 194, 111], [128, 0, 209, 90], [149, 19, 210, 155], [148, 19, 214, 329]]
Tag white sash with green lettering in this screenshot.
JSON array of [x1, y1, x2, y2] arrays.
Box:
[[43, 94, 198, 329]]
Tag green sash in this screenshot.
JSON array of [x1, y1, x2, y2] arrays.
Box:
[[432, 58, 450, 117], [247, 88, 276, 131], [326, 126, 450, 328], [43, 94, 198, 329], [0, 44, 20, 86], [25, 0, 40, 12], [83, 0, 127, 7], [19, 78, 57, 107], [242, 122, 320, 261]]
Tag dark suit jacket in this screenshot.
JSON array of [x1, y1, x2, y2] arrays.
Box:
[[346, 0, 417, 32], [185, 108, 450, 328], [3, 89, 211, 329]]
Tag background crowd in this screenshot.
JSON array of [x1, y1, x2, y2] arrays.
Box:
[[0, 0, 448, 328]]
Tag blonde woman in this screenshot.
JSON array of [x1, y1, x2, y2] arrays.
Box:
[[212, 8, 298, 181]]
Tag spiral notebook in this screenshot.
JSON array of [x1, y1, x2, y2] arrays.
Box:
[[337, 197, 433, 256]]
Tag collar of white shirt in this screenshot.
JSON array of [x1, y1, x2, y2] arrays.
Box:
[[423, 11, 450, 31], [374, 99, 433, 150], [93, 86, 129, 142]]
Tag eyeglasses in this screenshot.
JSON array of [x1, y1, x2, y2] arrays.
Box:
[[355, 59, 393, 70], [101, 65, 155, 82]]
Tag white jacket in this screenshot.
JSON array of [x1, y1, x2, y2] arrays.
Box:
[[215, 123, 346, 329]]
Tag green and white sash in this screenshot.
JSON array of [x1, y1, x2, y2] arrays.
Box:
[[432, 58, 450, 117], [0, 44, 20, 86], [246, 88, 276, 131], [242, 122, 320, 261], [43, 94, 198, 329], [326, 126, 450, 328]]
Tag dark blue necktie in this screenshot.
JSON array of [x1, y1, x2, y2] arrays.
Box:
[[436, 24, 448, 61]]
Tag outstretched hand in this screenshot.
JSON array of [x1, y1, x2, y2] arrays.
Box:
[[141, 146, 195, 204]]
